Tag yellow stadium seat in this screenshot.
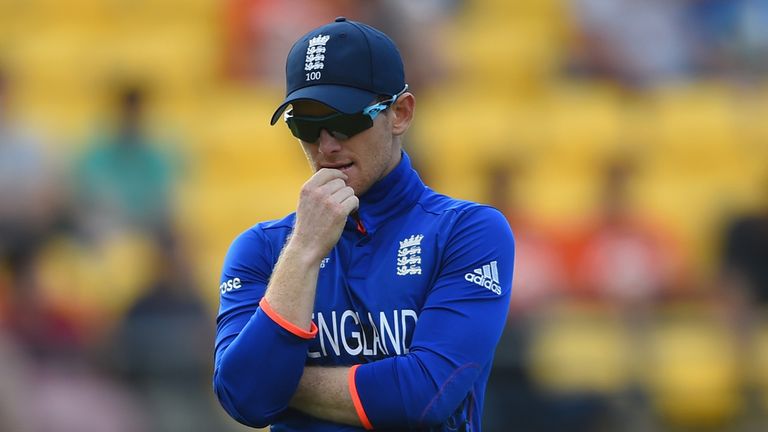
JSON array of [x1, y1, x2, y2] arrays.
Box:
[[648, 83, 740, 168], [16, 0, 108, 29], [453, 20, 560, 94], [644, 307, 743, 428], [543, 84, 624, 166], [97, 26, 218, 93], [103, 0, 217, 23], [463, 0, 566, 24], [527, 303, 634, 394], [36, 232, 160, 321], [752, 317, 768, 411]]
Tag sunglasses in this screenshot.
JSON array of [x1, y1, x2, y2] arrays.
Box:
[[284, 85, 408, 143]]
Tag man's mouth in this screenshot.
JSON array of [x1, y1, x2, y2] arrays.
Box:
[[322, 162, 354, 173]]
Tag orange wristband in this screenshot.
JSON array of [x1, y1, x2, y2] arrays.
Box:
[[258, 298, 318, 339]]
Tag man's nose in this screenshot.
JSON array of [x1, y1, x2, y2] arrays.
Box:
[[317, 129, 342, 154]]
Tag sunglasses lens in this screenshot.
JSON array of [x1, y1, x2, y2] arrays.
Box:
[[328, 115, 372, 139], [329, 130, 350, 140], [286, 118, 320, 142], [287, 114, 373, 142]]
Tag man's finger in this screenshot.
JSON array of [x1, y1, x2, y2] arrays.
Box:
[[305, 168, 347, 188], [320, 178, 348, 196], [330, 185, 355, 204], [339, 194, 359, 215]]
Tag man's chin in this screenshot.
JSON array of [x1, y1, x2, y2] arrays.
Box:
[[350, 181, 369, 197]]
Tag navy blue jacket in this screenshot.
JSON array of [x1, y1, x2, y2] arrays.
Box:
[[214, 152, 515, 430]]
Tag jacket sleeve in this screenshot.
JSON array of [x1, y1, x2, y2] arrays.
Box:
[[350, 207, 515, 429], [213, 227, 318, 428]]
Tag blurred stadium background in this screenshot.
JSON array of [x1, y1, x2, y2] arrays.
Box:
[[1, 0, 767, 431]]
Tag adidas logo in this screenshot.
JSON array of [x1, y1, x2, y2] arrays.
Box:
[[464, 261, 502, 295]]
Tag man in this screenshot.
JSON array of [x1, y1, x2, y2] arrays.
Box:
[[214, 17, 515, 431]]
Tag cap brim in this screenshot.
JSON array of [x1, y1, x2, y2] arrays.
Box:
[[270, 85, 379, 125]]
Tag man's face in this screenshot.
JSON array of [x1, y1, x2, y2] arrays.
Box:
[[291, 101, 402, 196]]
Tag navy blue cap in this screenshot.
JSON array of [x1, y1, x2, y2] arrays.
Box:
[[270, 17, 406, 125]]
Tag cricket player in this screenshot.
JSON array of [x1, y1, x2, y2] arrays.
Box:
[[214, 17, 515, 431]]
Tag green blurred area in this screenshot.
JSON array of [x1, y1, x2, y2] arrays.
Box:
[[0, 0, 767, 431]]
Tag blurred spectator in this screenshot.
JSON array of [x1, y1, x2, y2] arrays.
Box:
[[720, 183, 768, 308], [110, 231, 219, 432], [0, 330, 32, 432], [0, 251, 147, 432], [0, 67, 65, 282], [73, 84, 178, 239], [482, 160, 570, 432], [223, 0, 361, 84], [739, 0, 768, 76], [0, 64, 80, 365], [567, 157, 689, 308], [486, 160, 569, 312], [682, 0, 768, 80], [2, 252, 84, 360], [682, 0, 744, 78], [565, 0, 689, 88], [566, 0, 768, 85]]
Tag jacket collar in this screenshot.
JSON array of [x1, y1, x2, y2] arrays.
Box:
[[345, 151, 425, 235]]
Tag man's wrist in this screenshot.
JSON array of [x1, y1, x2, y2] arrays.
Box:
[[290, 366, 365, 427], [284, 234, 329, 265]]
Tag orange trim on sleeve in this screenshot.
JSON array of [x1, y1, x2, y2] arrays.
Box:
[[258, 298, 318, 339], [348, 365, 374, 430]]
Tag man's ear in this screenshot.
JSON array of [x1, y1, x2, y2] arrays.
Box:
[[391, 92, 415, 136]]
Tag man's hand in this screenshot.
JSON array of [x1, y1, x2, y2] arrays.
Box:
[[290, 168, 359, 263], [261, 169, 358, 331]]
